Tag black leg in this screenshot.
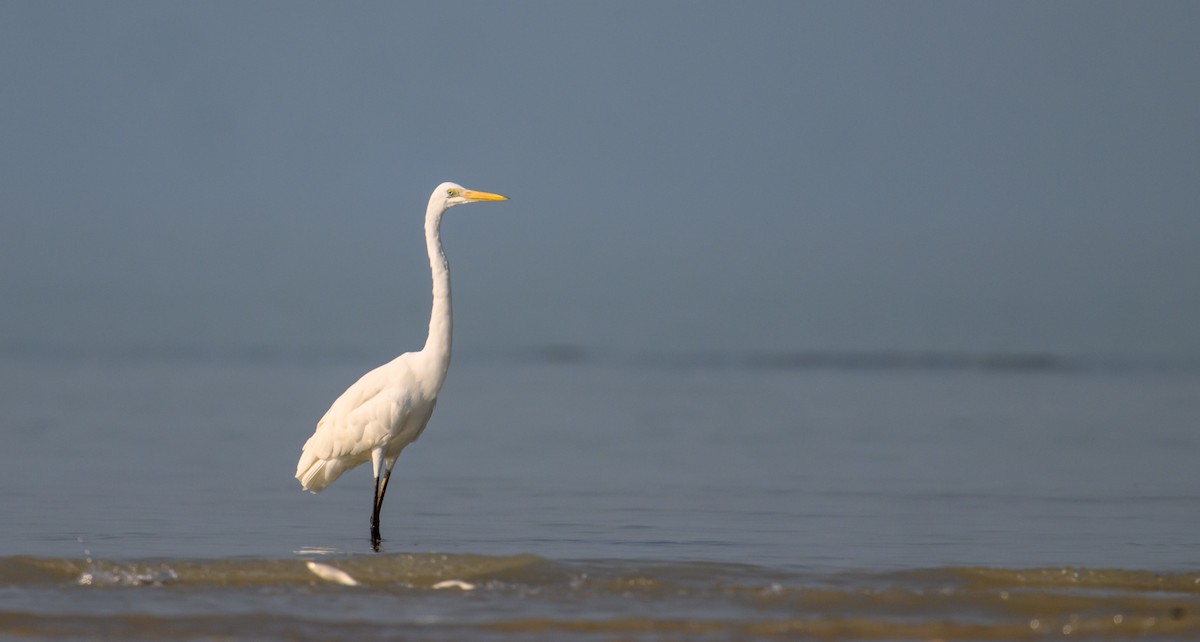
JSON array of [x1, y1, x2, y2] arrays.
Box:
[[370, 468, 393, 552], [370, 474, 383, 551]]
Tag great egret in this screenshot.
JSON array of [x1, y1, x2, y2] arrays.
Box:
[[295, 182, 508, 549]]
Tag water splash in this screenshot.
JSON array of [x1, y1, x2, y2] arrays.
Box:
[[75, 536, 178, 587]]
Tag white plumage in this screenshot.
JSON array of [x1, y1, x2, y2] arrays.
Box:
[[295, 182, 508, 549], [296, 353, 437, 492]]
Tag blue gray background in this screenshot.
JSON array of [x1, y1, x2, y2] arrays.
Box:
[[3, 1, 1198, 361]]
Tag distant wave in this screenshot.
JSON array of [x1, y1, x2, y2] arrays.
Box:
[[0, 342, 373, 366], [498, 345, 1200, 374], [3, 341, 1198, 374]]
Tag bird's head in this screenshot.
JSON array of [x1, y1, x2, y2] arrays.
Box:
[[434, 181, 508, 210]]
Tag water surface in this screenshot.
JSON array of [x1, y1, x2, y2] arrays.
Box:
[[1, 351, 1197, 639]]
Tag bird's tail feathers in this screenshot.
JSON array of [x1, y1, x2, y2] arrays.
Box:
[[295, 451, 350, 493]]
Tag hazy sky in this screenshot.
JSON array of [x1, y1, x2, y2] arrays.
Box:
[[2, 1, 1197, 359]]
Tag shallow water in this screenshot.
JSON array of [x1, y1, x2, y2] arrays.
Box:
[[4, 554, 1200, 640], [1, 351, 1198, 639]]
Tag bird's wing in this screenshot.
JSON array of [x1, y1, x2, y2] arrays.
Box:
[[296, 354, 433, 492], [303, 363, 410, 461]]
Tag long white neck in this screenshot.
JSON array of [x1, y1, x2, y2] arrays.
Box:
[[420, 200, 452, 386]]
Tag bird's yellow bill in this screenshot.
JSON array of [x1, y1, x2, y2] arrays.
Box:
[[463, 189, 508, 202]]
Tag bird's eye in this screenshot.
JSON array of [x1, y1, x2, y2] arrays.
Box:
[[447, 188, 458, 197]]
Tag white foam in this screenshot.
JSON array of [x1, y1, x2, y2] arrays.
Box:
[[432, 579, 475, 590], [305, 561, 359, 586], [293, 547, 339, 555]]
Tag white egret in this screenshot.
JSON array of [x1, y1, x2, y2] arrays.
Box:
[[295, 182, 508, 549]]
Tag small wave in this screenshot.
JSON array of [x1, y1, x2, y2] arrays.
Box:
[[0, 552, 552, 588], [5, 554, 1199, 595]]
